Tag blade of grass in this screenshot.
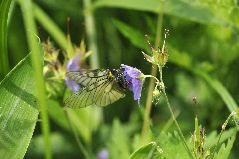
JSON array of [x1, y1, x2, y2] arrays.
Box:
[[18, 0, 51, 159], [0, 54, 39, 159], [169, 47, 239, 114], [194, 70, 237, 113], [0, 0, 12, 79], [92, 0, 225, 26], [83, 0, 99, 68], [33, 4, 68, 51]]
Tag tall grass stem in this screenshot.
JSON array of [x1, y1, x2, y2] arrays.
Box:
[[83, 0, 99, 69], [18, 0, 51, 158], [0, 0, 12, 79], [140, 2, 164, 143], [33, 4, 68, 51]]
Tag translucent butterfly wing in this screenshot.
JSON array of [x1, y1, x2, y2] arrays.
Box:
[[66, 69, 108, 88], [94, 80, 125, 107], [64, 69, 125, 108]]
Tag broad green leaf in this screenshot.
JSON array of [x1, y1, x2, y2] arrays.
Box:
[[205, 128, 237, 149], [0, 0, 12, 78], [107, 119, 130, 159], [214, 130, 237, 159], [112, 19, 148, 51], [158, 131, 191, 159], [129, 142, 162, 159], [93, 0, 225, 26], [0, 55, 39, 159]]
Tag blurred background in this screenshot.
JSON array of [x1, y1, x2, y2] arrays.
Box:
[[3, 0, 239, 158]]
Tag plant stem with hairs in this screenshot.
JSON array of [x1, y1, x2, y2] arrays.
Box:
[[158, 65, 195, 159]]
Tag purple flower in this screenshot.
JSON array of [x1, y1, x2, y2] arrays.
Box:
[[121, 64, 144, 106], [65, 52, 82, 92], [96, 148, 109, 159]]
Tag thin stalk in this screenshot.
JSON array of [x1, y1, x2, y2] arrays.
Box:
[[64, 110, 90, 159], [161, 110, 180, 132], [83, 0, 99, 69], [159, 66, 194, 159], [140, 4, 164, 143], [18, 0, 51, 159], [33, 3, 68, 51], [0, 0, 12, 78]]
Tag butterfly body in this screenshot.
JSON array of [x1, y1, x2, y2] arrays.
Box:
[[64, 68, 128, 108]]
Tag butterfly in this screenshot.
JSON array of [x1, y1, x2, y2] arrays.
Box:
[[64, 68, 130, 108]]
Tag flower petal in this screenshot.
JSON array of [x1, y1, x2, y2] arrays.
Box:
[[121, 64, 143, 106], [66, 52, 82, 71], [65, 77, 80, 92], [65, 52, 82, 91]]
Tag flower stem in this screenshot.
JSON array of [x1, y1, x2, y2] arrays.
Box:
[[140, 2, 164, 144], [159, 66, 194, 159], [64, 110, 90, 159], [144, 75, 160, 84]]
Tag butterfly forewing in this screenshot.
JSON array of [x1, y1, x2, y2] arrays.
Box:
[[64, 69, 125, 108], [66, 69, 108, 88]]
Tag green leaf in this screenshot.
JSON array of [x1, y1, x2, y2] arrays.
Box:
[[112, 19, 148, 51], [158, 131, 191, 159], [205, 128, 237, 149], [33, 4, 68, 51], [169, 46, 239, 114], [0, 55, 39, 159], [0, 0, 12, 78], [214, 130, 237, 159], [129, 142, 162, 159], [107, 119, 130, 159], [93, 0, 226, 26], [193, 71, 238, 113], [27, 132, 78, 158], [48, 98, 102, 144], [67, 107, 102, 144], [47, 99, 69, 130]]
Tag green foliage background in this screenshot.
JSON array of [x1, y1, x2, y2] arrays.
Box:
[[0, 0, 238, 159]]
